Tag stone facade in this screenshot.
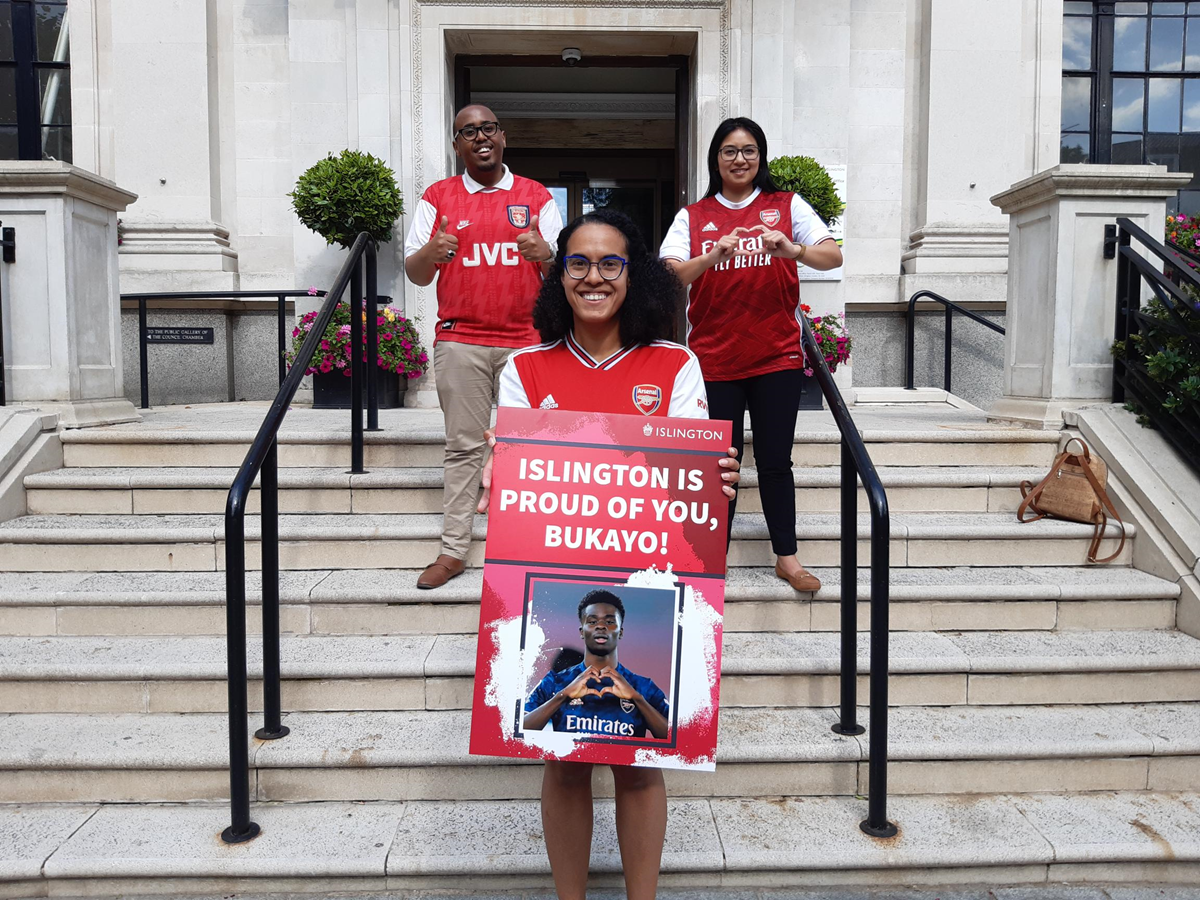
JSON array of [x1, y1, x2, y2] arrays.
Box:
[[60, 0, 1068, 407]]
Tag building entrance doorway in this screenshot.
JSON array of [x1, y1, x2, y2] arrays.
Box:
[[452, 51, 691, 253]]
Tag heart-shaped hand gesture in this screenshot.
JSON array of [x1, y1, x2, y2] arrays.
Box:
[[594, 666, 637, 701], [708, 226, 760, 265], [745, 223, 795, 259], [562, 665, 604, 700]]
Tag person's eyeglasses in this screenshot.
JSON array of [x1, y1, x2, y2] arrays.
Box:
[[563, 255, 628, 280], [454, 121, 501, 141], [719, 145, 760, 161]]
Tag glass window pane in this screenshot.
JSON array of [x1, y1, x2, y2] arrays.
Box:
[[1116, 16, 1149, 69], [1152, 16, 1186, 69], [35, 3, 67, 63], [1150, 77, 1183, 129], [1061, 132, 1090, 163], [1192, 1, 1200, 11], [39, 124, 69, 162], [1155, 2, 1187, 13], [1114, 77, 1146, 129], [1188, 18, 1200, 67], [1117, 2, 1149, 12], [1178, 189, 1200, 215], [0, 123, 15, 160], [1148, 131, 1183, 169], [1184, 79, 1200, 129], [1178, 132, 1200, 186], [37, 67, 68, 125], [1063, 16, 1093, 69], [0, 5, 12, 62], [1064, 1, 1093, 11], [1062, 76, 1092, 131], [0, 66, 13, 124], [1113, 133, 1145, 163]]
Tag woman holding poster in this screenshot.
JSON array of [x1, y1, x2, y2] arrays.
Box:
[[660, 117, 843, 593], [480, 208, 739, 900]]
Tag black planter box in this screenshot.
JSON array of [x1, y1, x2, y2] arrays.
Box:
[[312, 370, 406, 409], [798, 370, 822, 409]]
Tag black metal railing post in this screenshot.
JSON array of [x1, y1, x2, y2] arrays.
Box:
[[350, 259, 365, 474], [365, 243, 380, 432], [139, 298, 149, 409], [220, 233, 372, 843], [221, 508, 258, 843], [800, 316, 896, 838], [255, 437, 288, 741], [276, 294, 287, 387], [862, 487, 894, 837], [904, 290, 1005, 393], [832, 437, 863, 736], [1113, 225, 1132, 404]]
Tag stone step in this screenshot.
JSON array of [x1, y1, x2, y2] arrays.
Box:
[[2, 630, 1197, 714], [58, 425, 1061, 469], [0, 512, 1136, 572], [23, 465, 1050, 515], [4, 791, 1199, 892], [1, 703, 1196, 803], [0, 566, 1180, 637]]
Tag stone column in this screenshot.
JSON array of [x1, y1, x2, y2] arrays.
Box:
[[988, 164, 1190, 429], [0, 162, 138, 426]]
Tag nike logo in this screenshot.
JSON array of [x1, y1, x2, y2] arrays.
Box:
[[457, 220, 472, 229]]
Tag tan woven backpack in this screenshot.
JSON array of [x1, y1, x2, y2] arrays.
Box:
[[1016, 438, 1127, 564]]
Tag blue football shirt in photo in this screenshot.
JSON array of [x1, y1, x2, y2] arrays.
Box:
[[525, 661, 670, 738]]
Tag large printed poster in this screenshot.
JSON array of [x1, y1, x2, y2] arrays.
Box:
[[469, 407, 731, 771]]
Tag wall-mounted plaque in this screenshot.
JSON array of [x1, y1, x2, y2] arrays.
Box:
[[146, 327, 215, 344]]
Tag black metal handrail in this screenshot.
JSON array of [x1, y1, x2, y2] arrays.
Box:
[[221, 234, 379, 844], [122, 289, 326, 409], [0, 224, 15, 407], [800, 316, 896, 838], [904, 290, 1005, 393], [1113, 217, 1200, 474]]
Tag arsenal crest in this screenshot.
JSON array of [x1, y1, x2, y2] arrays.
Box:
[[632, 384, 662, 416], [759, 208, 781, 228], [507, 205, 530, 228]]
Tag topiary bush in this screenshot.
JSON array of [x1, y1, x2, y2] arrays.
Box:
[[289, 150, 404, 249], [768, 155, 845, 227]]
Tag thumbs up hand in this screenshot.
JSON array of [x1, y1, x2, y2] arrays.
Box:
[[516, 214, 552, 263], [430, 215, 459, 263]]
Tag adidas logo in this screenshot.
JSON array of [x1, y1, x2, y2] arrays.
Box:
[[539, 394, 559, 409], [702, 221, 718, 232], [457, 219, 471, 229]]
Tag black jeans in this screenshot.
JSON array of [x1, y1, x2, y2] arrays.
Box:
[[706, 368, 802, 557]]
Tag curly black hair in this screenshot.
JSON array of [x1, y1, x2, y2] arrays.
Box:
[[577, 589, 625, 624], [532, 208, 682, 346]]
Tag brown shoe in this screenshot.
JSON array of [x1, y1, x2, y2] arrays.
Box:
[[775, 562, 821, 592], [417, 554, 465, 589]]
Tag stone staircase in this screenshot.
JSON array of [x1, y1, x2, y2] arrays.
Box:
[[2, 404, 1199, 895]]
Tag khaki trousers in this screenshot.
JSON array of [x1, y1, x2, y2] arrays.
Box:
[[435, 340, 516, 559]]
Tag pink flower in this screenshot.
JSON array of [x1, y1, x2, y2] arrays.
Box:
[[292, 327, 300, 337], [382, 332, 393, 341], [320, 340, 330, 350], [812, 317, 822, 326], [307, 286, 319, 296], [344, 344, 352, 357], [804, 368, 814, 377], [418, 352, 428, 363], [401, 339, 411, 349], [319, 361, 332, 373], [377, 316, 386, 326]]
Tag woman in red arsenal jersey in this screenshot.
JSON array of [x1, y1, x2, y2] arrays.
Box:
[[480, 209, 740, 900], [660, 117, 843, 593]]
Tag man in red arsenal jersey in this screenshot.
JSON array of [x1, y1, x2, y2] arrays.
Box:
[[404, 104, 564, 589]]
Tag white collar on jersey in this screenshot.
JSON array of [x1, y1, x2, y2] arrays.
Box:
[[462, 165, 514, 194], [565, 332, 637, 370], [716, 186, 762, 210]]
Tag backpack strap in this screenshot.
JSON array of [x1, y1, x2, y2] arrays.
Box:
[[1017, 450, 1069, 524], [1076, 452, 1128, 564]]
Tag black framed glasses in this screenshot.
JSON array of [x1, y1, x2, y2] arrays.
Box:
[[563, 255, 628, 280], [454, 121, 501, 141], [719, 145, 760, 161]]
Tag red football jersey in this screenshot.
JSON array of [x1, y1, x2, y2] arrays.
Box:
[[498, 334, 709, 419], [685, 191, 804, 381], [420, 174, 552, 348]]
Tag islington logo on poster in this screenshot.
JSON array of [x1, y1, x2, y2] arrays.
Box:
[[469, 407, 731, 771]]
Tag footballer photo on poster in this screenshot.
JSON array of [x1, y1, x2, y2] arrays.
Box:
[[469, 408, 729, 772], [518, 575, 682, 749]]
